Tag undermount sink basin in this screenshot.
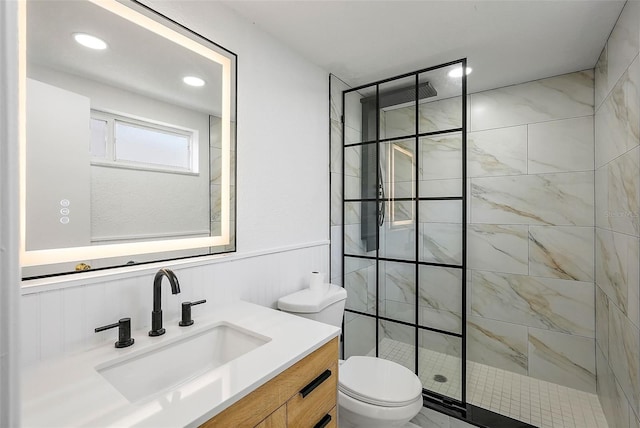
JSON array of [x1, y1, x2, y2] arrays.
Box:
[[96, 322, 271, 402]]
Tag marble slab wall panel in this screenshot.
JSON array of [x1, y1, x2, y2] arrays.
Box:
[[608, 302, 640, 417], [528, 226, 594, 282], [419, 265, 462, 334], [471, 172, 594, 226], [596, 285, 610, 358], [468, 224, 529, 275], [419, 96, 463, 133], [472, 271, 594, 338], [528, 116, 594, 174], [379, 261, 415, 323], [528, 328, 596, 392], [596, 227, 639, 315], [468, 125, 527, 177], [344, 256, 376, 315], [594, 2, 640, 423], [607, 146, 640, 236], [467, 315, 528, 375], [344, 312, 376, 358], [595, 57, 640, 168], [469, 70, 594, 132], [597, 343, 631, 428]]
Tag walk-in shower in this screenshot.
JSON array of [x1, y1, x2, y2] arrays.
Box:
[[341, 59, 468, 411]]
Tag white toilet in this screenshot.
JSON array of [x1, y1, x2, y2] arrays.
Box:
[[278, 284, 423, 428]]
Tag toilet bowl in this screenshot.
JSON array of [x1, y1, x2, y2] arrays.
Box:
[[277, 285, 423, 427]]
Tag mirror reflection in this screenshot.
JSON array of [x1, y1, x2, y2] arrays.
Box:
[[22, 0, 236, 278]]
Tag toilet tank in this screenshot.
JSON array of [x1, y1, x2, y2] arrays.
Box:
[[277, 284, 347, 328]]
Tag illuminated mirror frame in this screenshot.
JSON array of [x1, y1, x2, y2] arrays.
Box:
[[18, 0, 233, 270]]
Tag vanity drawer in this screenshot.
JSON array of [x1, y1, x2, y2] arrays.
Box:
[[200, 337, 338, 428], [287, 362, 337, 428]]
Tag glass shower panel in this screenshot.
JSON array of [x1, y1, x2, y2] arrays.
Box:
[[344, 256, 376, 315], [379, 319, 416, 373], [418, 65, 463, 134], [344, 201, 377, 257], [419, 265, 462, 334], [344, 86, 376, 145], [419, 132, 462, 198], [418, 200, 463, 266], [418, 329, 462, 401], [344, 313, 377, 359], [378, 260, 415, 324], [379, 76, 416, 141]]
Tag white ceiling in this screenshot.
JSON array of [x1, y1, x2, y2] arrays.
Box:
[[224, 0, 625, 92]]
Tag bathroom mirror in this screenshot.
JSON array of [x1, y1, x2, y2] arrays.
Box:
[[19, 0, 237, 278]]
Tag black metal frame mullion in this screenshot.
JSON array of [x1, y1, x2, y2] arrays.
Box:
[[375, 84, 380, 358], [461, 58, 468, 406]]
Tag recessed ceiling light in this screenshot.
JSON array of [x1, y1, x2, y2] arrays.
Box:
[[183, 76, 206, 87], [73, 33, 108, 50], [448, 67, 472, 78]]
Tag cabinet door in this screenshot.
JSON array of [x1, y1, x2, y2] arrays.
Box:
[[287, 362, 338, 428], [255, 406, 286, 428]]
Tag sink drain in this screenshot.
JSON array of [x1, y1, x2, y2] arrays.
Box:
[[433, 374, 448, 383]]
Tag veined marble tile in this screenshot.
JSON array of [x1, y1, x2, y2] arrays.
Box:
[[420, 178, 462, 198], [528, 116, 594, 174], [632, 411, 640, 428], [419, 328, 461, 362], [468, 224, 528, 275], [419, 265, 462, 334], [596, 166, 609, 229], [467, 316, 528, 374], [470, 71, 594, 132], [411, 407, 450, 428], [596, 285, 610, 357], [471, 172, 594, 226], [344, 144, 362, 178], [382, 105, 415, 140], [607, 146, 640, 236], [380, 224, 416, 261], [528, 328, 596, 392], [419, 96, 463, 133], [344, 175, 361, 200], [468, 125, 527, 177], [383, 300, 414, 325], [344, 224, 376, 257], [597, 343, 631, 428], [472, 271, 594, 337], [419, 200, 462, 223], [330, 119, 343, 174], [529, 226, 594, 281], [595, 44, 608, 112], [596, 228, 638, 316], [344, 257, 376, 315], [606, 0, 640, 99], [379, 260, 415, 306], [420, 133, 462, 181], [609, 302, 640, 416], [379, 320, 416, 370], [629, 237, 640, 328], [344, 314, 376, 358], [344, 124, 362, 146], [420, 223, 462, 265], [595, 57, 640, 168]]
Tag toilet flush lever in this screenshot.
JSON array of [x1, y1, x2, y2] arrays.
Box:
[[95, 318, 135, 348], [179, 299, 206, 327]]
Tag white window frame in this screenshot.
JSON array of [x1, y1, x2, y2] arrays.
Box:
[[90, 109, 199, 175]]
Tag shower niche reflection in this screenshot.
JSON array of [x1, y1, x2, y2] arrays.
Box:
[[341, 60, 467, 409]]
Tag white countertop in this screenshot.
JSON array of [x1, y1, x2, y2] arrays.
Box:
[[22, 300, 340, 427]]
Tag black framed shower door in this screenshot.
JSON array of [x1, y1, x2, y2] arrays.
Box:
[[341, 59, 468, 411]]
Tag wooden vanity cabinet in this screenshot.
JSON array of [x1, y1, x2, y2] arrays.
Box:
[[201, 337, 338, 428]]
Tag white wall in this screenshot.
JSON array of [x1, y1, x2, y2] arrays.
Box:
[[0, 0, 21, 424], [17, 0, 330, 369]]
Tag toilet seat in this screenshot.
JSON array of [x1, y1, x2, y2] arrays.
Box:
[[338, 356, 422, 407]]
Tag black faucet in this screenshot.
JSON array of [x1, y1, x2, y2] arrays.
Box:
[[149, 268, 181, 337]]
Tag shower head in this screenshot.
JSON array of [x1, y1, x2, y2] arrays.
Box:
[[361, 81, 437, 109]]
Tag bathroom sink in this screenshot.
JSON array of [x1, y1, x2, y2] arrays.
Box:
[[96, 322, 271, 402]]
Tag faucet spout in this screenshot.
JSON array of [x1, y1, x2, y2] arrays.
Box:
[[149, 268, 181, 336]]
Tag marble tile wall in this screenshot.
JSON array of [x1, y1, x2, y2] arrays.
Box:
[[594, 2, 640, 427], [379, 70, 597, 393], [330, 69, 598, 394]]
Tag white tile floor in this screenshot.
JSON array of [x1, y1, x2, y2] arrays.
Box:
[[368, 338, 609, 428]]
